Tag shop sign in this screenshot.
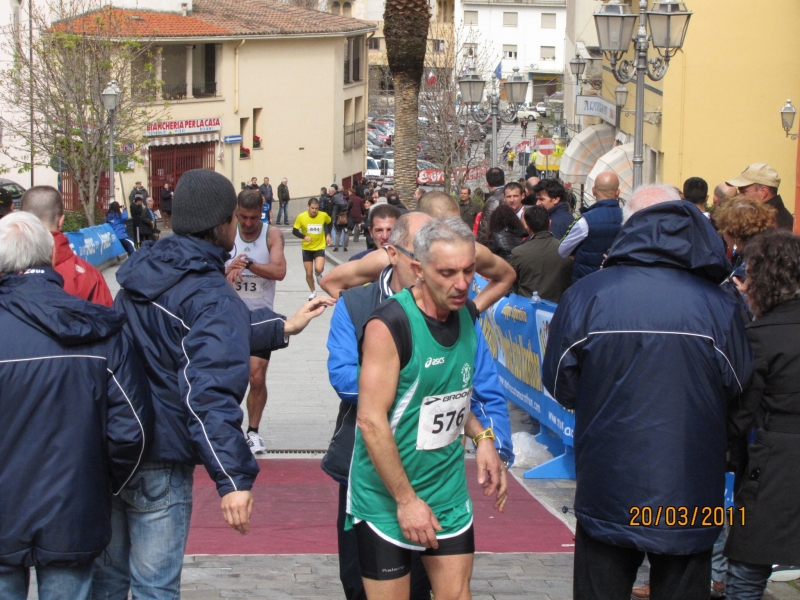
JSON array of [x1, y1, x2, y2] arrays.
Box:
[[575, 96, 617, 125], [146, 117, 222, 137]]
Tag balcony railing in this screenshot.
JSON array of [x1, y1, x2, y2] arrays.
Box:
[[354, 121, 365, 148], [344, 123, 355, 151], [161, 83, 187, 100], [192, 81, 218, 98]]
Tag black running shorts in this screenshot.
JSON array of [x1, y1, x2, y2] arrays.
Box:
[[354, 520, 475, 581]]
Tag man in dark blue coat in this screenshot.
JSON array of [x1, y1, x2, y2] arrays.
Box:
[[542, 184, 753, 600], [532, 178, 574, 240], [0, 212, 151, 600], [92, 169, 333, 599]]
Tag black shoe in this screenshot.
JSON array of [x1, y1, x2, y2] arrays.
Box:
[[343, 248, 348, 252], [333, 247, 338, 252]]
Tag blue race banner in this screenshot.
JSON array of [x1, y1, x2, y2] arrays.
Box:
[[65, 224, 126, 267], [471, 275, 576, 479]]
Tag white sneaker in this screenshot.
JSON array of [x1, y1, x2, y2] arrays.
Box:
[[308, 291, 317, 300], [246, 431, 266, 454]]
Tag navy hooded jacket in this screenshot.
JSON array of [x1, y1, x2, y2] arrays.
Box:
[[542, 201, 753, 554], [0, 268, 152, 572], [114, 234, 289, 496]]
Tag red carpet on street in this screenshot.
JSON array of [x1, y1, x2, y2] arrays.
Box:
[[185, 458, 574, 555]]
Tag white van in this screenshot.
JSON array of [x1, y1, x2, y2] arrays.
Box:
[[365, 158, 394, 185]]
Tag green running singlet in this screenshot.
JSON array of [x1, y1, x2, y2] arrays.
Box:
[[347, 288, 477, 546]]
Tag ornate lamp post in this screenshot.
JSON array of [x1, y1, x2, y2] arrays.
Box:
[[458, 67, 528, 168], [101, 80, 121, 204], [594, 0, 692, 188]]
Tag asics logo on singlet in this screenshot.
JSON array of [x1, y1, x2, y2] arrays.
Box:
[[424, 356, 445, 368]]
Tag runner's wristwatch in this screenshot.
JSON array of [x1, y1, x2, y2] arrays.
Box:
[[245, 258, 255, 270], [472, 427, 496, 446]]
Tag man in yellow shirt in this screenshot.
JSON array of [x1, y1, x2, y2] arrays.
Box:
[[293, 197, 332, 299]]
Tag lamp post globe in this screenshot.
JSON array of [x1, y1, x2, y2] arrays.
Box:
[[101, 80, 120, 111], [646, 0, 692, 51], [569, 54, 587, 79], [594, 0, 637, 53], [781, 99, 796, 135], [615, 84, 629, 108], [503, 67, 529, 105], [458, 68, 486, 105]]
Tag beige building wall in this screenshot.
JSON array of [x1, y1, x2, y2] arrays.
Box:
[[121, 35, 369, 200]]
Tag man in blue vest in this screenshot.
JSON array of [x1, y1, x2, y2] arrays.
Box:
[[557, 172, 623, 283]]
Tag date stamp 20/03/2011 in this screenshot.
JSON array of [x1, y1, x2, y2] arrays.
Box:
[[629, 506, 745, 527]]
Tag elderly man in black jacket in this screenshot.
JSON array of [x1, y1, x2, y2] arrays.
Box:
[[92, 169, 333, 599], [0, 212, 152, 600], [543, 185, 753, 600]]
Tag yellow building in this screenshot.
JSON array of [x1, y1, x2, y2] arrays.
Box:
[[101, 0, 376, 203], [567, 0, 800, 209]]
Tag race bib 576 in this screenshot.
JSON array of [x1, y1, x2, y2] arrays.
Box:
[[416, 387, 472, 450]]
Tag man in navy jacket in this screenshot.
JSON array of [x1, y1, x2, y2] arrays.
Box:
[[0, 212, 151, 600], [92, 169, 333, 599], [543, 185, 753, 600]]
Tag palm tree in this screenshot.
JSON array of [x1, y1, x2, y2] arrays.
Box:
[[383, 0, 429, 204]]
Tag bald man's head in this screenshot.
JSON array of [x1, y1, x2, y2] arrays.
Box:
[[592, 172, 620, 201], [19, 186, 64, 231], [525, 177, 540, 194], [713, 182, 736, 206], [417, 191, 459, 218]]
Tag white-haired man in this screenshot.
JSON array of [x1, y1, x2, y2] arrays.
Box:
[[543, 184, 753, 600], [348, 217, 506, 600], [0, 212, 150, 600]]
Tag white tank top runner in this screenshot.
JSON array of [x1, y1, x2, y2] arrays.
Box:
[[229, 223, 276, 310]]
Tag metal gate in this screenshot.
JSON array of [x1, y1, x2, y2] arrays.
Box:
[[61, 170, 110, 213], [148, 142, 216, 209]]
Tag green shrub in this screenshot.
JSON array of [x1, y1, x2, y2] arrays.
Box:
[[62, 211, 88, 232]]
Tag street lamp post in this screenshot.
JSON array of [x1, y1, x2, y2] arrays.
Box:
[[594, 0, 691, 188], [458, 67, 528, 168], [781, 99, 798, 140], [101, 80, 121, 204]]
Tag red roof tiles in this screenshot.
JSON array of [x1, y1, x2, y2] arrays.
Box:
[[59, 0, 374, 38]]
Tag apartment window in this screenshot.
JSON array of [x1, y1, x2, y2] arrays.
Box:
[[368, 37, 380, 50], [344, 37, 364, 83], [503, 45, 518, 60], [464, 43, 477, 57], [503, 12, 518, 27], [541, 13, 556, 29], [343, 2, 351, 16], [253, 108, 262, 149], [541, 46, 556, 60], [463, 10, 478, 25], [432, 39, 445, 53]]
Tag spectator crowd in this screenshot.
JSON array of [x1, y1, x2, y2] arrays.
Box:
[[1, 157, 799, 600]]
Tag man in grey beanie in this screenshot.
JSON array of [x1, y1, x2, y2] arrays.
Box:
[[92, 169, 334, 599]]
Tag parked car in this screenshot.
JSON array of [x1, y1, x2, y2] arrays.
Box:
[[536, 102, 548, 115], [516, 103, 541, 121], [0, 178, 27, 210]]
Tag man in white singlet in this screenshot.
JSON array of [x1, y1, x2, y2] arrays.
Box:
[[225, 189, 287, 453]]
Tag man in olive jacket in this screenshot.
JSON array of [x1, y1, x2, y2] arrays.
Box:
[[277, 178, 290, 225]]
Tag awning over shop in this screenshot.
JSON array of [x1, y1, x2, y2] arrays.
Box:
[[560, 124, 615, 186], [147, 133, 220, 147], [586, 143, 634, 205]]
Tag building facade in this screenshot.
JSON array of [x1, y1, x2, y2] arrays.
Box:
[[61, 0, 375, 206], [456, 0, 566, 104]]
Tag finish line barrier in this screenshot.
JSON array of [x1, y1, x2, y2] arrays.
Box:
[[65, 224, 126, 268], [470, 275, 575, 479]]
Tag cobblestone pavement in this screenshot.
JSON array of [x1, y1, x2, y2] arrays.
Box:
[[58, 224, 798, 600]]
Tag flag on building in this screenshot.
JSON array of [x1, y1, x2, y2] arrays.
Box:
[[494, 62, 502, 79]]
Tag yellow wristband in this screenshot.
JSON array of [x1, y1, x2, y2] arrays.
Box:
[[472, 427, 496, 446]]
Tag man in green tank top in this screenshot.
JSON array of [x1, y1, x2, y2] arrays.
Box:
[[348, 216, 507, 599]]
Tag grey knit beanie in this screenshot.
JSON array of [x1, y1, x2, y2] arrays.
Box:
[[172, 169, 237, 235]]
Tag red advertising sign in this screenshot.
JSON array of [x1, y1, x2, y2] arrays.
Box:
[[416, 165, 488, 186]]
